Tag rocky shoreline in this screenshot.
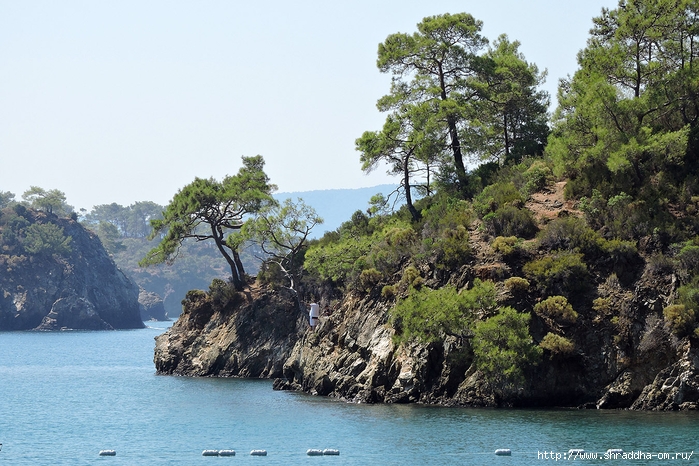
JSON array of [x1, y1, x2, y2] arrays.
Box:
[[154, 278, 699, 410]]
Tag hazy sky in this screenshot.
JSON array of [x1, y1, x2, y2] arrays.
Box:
[[1, 0, 618, 211]]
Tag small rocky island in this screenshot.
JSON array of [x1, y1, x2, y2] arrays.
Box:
[[0, 206, 144, 330]]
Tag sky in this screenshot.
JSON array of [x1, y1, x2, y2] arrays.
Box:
[[1, 0, 618, 211]]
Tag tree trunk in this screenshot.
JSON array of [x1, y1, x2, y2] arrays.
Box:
[[403, 155, 420, 222]]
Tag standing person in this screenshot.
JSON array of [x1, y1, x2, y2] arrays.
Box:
[[309, 303, 320, 330]]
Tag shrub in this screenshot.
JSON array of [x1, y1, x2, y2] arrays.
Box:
[[472, 307, 542, 389], [381, 285, 396, 299], [647, 253, 674, 276], [483, 206, 538, 238], [492, 236, 520, 256], [208, 278, 241, 308], [473, 182, 525, 218], [504, 277, 530, 294], [677, 243, 699, 276], [391, 280, 496, 344], [539, 333, 575, 355], [359, 268, 383, 292], [534, 296, 578, 324], [592, 297, 613, 315], [523, 161, 554, 194], [22, 222, 72, 256], [400, 265, 423, 289], [523, 252, 588, 296], [537, 216, 602, 257], [663, 304, 696, 337], [434, 225, 471, 270]]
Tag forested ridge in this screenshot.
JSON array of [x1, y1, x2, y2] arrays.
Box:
[[4, 1, 699, 405]]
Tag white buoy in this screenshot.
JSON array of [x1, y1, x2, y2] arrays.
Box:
[[98, 450, 116, 456], [307, 449, 324, 456], [323, 449, 340, 456], [202, 450, 219, 456], [250, 449, 267, 456], [218, 449, 236, 456], [494, 449, 511, 456]]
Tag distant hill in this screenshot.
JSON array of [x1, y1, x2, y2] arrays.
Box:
[[274, 184, 399, 238]]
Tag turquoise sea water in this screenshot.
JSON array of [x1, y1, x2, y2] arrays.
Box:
[[0, 322, 697, 465]]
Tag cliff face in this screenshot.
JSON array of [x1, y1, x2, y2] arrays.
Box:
[[153, 259, 699, 411], [154, 284, 306, 377], [0, 211, 144, 330]]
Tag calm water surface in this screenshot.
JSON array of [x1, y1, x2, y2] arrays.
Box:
[[0, 322, 697, 465]]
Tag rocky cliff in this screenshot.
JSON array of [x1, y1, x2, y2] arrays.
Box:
[[153, 249, 699, 411], [0, 209, 144, 330], [154, 283, 305, 377], [153, 272, 699, 410]]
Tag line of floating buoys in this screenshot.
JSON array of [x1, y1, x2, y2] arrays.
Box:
[[202, 450, 236, 456], [307, 449, 340, 456], [250, 449, 267, 456], [98, 450, 116, 456], [494, 449, 511, 456]]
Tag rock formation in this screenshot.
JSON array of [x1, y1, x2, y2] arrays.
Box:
[[0, 210, 144, 330], [154, 284, 305, 377], [139, 288, 169, 321]]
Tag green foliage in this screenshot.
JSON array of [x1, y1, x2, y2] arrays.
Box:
[[538, 217, 603, 257], [539, 333, 575, 355], [374, 13, 548, 197], [473, 182, 524, 218], [140, 155, 276, 291], [83, 201, 163, 239], [208, 278, 241, 309], [239, 197, 322, 292], [548, 0, 699, 239], [504, 277, 530, 294], [400, 265, 424, 289], [359, 268, 383, 292], [663, 304, 696, 337], [647, 253, 675, 276], [381, 285, 397, 299], [534, 295, 578, 324], [523, 251, 588, 297], [95, 221, 126, 254], [522, 160, 554, 194], [420, 196, 473, 269], [592, 297, 613, 316], [391, 279, 496, 344], [21, 186, 73, 216], [0, 191, 16, 209], [482, 205, 538, 238], [472, 307, 541, 388], [303, 234, 373, 285], [492, 236, 520, 256], [677, 242, 699, 278], [22, 222, 72, 256]]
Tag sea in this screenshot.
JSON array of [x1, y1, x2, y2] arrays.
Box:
[[0, 322, 697, 465]]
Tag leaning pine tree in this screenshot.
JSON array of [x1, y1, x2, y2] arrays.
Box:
[[139, 155, 276, 291]]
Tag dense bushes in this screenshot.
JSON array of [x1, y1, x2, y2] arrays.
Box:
[[534, 296, 578, 324], [523, 252, 588, 297], [483, 206, 538, 238], [472, 307, 541, 389], [391, 279, 496, 344], [539, 333, 575, 355]]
